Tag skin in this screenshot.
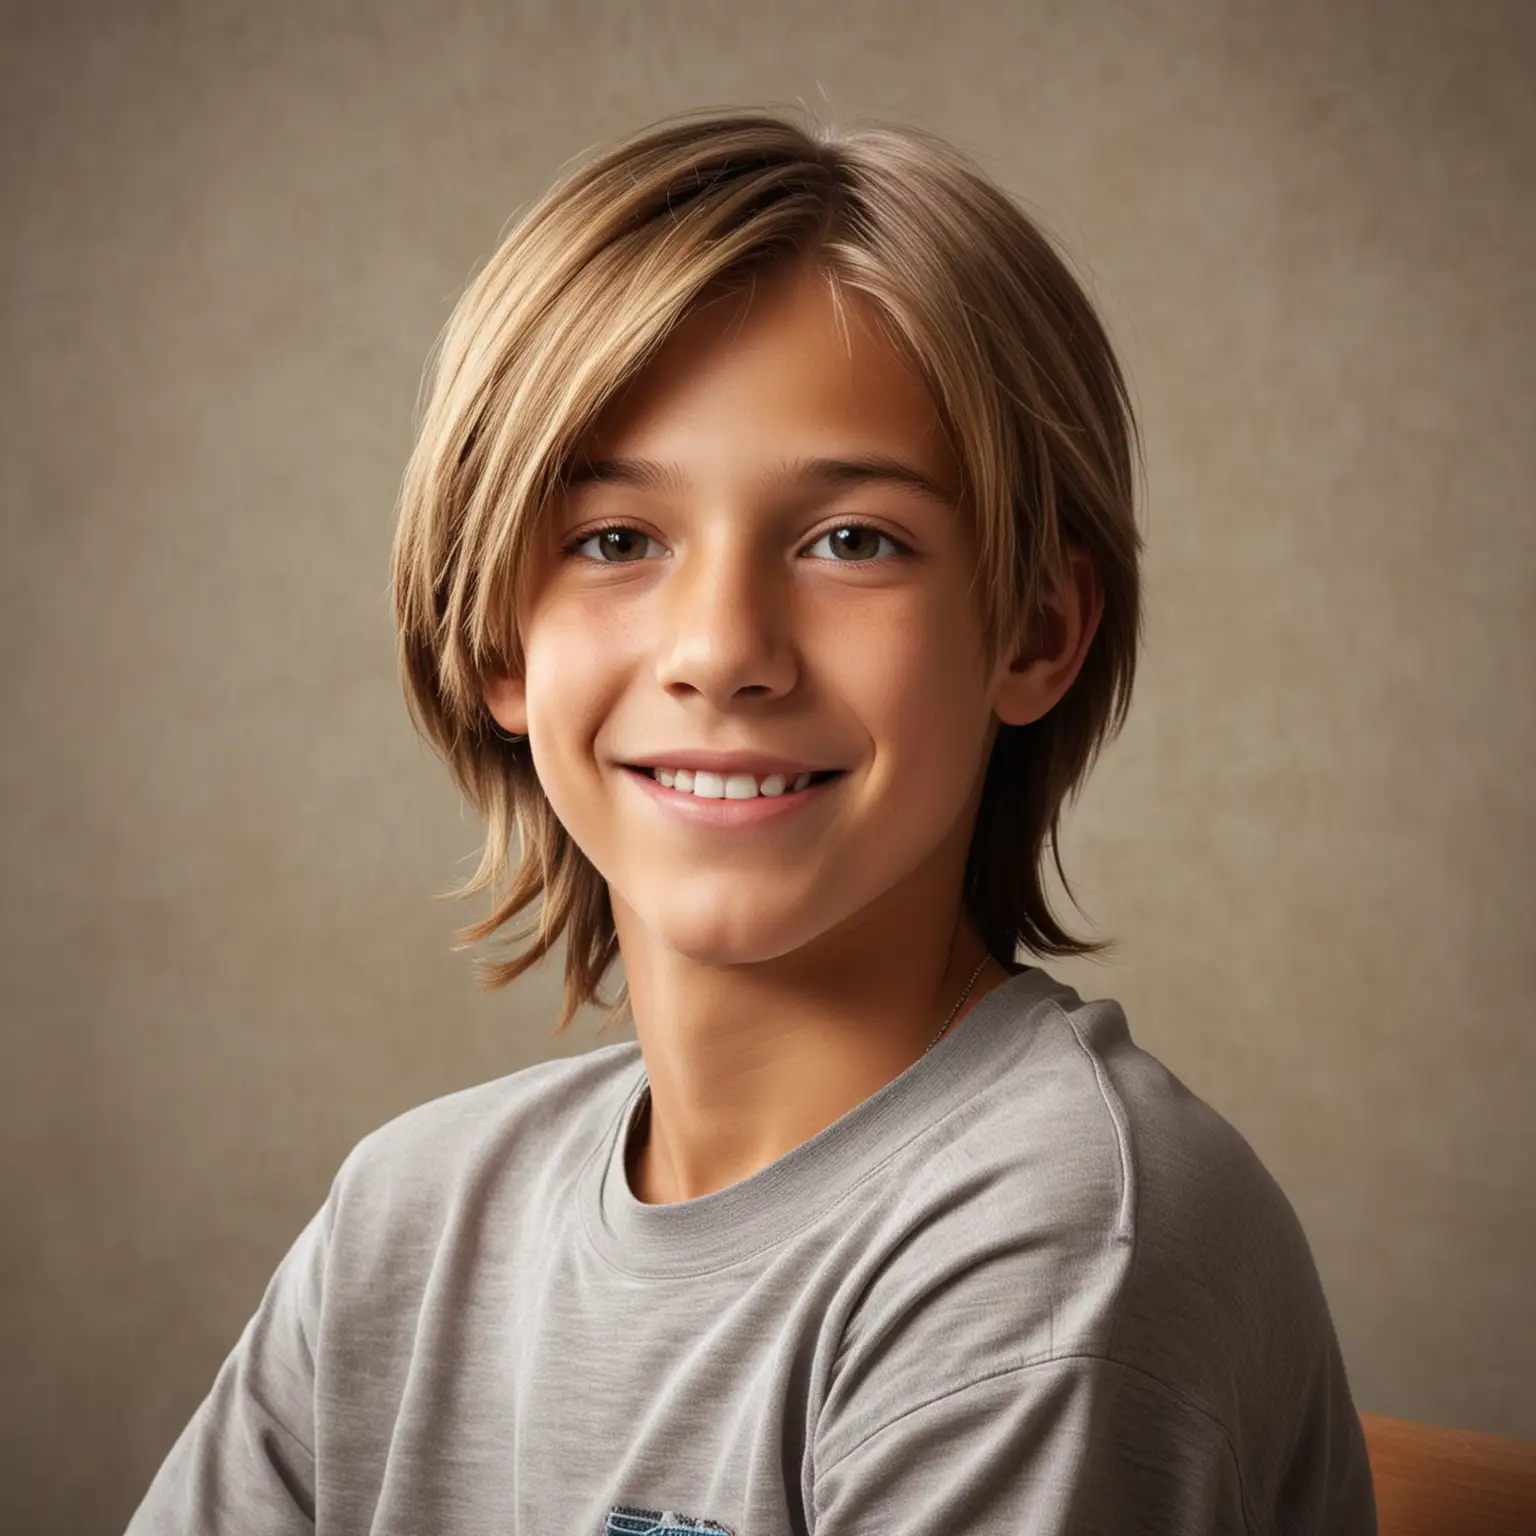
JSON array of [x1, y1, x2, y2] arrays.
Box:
[[484, 261, 1103, 1205]]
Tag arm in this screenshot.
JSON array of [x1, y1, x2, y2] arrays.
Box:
[[125, 1192, 333, 1535], [812, 1353, 1255, 1534]]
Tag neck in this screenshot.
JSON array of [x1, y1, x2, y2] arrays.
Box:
[[616, 879, 1012, 1206]]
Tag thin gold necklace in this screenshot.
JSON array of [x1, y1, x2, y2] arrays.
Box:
[[922, 954, 990, 1055]]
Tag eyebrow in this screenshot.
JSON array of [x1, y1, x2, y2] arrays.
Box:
[[563, 452, 958, 510]]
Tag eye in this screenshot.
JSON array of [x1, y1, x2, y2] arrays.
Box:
[[802, 523, 909, 563], [564, 524, 664, 563]]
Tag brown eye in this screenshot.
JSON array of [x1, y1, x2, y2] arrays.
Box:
[[805, 524, 904, 562], [569, 526, 659, 562], [833, 527, 877, 560]]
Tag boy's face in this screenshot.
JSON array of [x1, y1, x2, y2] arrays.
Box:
[[485, 263, 1074, 971]]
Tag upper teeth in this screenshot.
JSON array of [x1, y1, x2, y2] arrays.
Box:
[[651, 768, 817, 798]]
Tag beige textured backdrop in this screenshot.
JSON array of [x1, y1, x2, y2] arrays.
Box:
[[2, 1, 1532, 1530]]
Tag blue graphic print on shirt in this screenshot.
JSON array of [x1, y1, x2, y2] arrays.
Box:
[[604, 1506, 734, 1536]]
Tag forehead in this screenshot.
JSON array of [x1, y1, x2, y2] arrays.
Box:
[[573, 264, 963, 505]]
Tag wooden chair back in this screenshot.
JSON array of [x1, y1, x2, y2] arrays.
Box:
[[1360, 1411, 1536, 1535]]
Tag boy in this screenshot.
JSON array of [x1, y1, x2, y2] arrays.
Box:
[[128, 108, 1377, 1532]]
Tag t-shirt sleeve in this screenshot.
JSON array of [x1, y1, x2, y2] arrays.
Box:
[[124, 1190, 333, 1535], [811, 1353, 1255, 1535]]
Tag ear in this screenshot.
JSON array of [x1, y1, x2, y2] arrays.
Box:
[[992, 544, 1105, 728], [482, 668, 529, 737]]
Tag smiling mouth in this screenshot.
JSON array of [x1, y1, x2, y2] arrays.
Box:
[[624, 766, 843, 800]]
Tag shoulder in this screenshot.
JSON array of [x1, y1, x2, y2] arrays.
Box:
[[1042, 988, 1306, 1257], [822, 982, 1371, 1518], [1044, 991, 1333, 1376], [843, 981, 1341, 1420], [1042, 992, 1376, 1531], [968, 984, 1316, 1301], [883, 984, 1292, 1302], [326, 1039, 642, 1241]]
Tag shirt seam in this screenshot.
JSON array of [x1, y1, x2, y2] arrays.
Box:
[[1054, 1001, 1139, 1378], [1054, 1003, 1137, 1249], [812, 1352, 1259, 1535]]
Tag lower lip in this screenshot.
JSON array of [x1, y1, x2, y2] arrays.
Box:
[[620, 766, 841, 827]]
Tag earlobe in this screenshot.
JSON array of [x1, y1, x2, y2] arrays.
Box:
[[482, 669, 530, 738], [992, 546, 1104, 728]]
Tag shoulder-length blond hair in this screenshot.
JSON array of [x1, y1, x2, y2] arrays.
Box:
[[390, 105, 1143, 1034]]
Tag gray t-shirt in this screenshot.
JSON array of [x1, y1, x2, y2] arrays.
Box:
[[127, 966, 1376, 1534]]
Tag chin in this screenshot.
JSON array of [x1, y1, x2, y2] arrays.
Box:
[[639, 891, 836, 969]]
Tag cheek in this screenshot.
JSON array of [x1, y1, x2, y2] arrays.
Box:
[[839, 591, 991, 782], [521, 599, 634, 740], [518, 600, 641, 846]]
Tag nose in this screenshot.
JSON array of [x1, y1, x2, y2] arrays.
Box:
[[653, 533, 799, 708]]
